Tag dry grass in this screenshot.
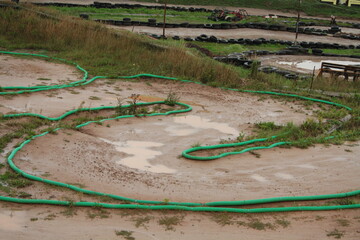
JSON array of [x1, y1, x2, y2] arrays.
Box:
[[0, 4, 242, 87]]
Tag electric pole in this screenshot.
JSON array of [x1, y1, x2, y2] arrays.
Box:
[[295, 0, 302, 45]]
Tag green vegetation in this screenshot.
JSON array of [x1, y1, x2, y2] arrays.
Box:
[[0, 117, 49, 153], [132, 216, 153, 229], [210, 213, 291, 230], [275, 219, 291, 228], [115, 230, 135, 240], [158, 215, 184, 231], [87, 207, 110, 219], [50, 4, 359, 29], [0, 6, 240, 87], [128, 0, 360, 18], [0, 3, 359, 213], [164, 91, 180, 106], [247, 219, 275, 230], [60, 206, 78, 217], [327, 229, 345, 239], [0, 171, 33, 188], [336, 219, 350, 227], [89, 96, 101, 100]]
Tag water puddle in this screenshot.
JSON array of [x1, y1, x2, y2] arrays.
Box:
[[172, 115, 238, 136], [274, 172, 294, 180], [100, 138, 176, 174], [277, 60, 360, 71], [164, 125, 197, 136], [0, 211, 26, 231], [250, 174, 269, 183], [2, 104, 27, 113]]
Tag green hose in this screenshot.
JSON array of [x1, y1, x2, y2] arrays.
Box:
[[0, 51, 359, 212]]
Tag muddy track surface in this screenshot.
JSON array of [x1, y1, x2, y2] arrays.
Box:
[[111, 25, 360, 45], [0, 52, 359, 239]]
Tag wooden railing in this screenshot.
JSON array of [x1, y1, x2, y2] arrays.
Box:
[[318, 62, 360, 81]]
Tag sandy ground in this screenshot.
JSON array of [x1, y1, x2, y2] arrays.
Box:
[[110, 25, 360, 45], [0, 55, 79, 87], [0, 53, 359, 239], [1, 203, 360, 240]]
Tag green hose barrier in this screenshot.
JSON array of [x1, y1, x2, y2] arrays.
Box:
[[0, 195, 359, 213], [0, 51, 359, 212], [182, 137, 290, 160]]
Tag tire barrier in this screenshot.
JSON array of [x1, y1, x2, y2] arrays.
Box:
[[165, 34, 360, 58], [0, 51, 358, 213], [34, 2, 212, 13], [33, 2, 360, 30], [29, 2, 360, 40], [93, 16, 360, 42]]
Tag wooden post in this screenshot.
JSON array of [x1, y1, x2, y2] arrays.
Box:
[[162, 2, 167, 38], [310, 66, 316, 90], [295, 0, 302, 45]]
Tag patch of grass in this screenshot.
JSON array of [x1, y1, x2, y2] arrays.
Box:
[[316, 215, 326, 221], [0, 117, 48, 153], [210, 213, 235, 226], [36, 78, 51, 81], [249, 151, 261, 158], [327, 229, 345, 239], [336, 219, 350, 227], [328, 198, 356, 206], [164, 91, 180, 106], [191, 142, 201, 148], [60, 206, 77, 217], [30, 218, 38, 221], [0, 171, 33, 188], [247, 219, 275, 230], [158, 215, 184, 231], [87, 207, 110, 219], [275, 219, 291, 228], [89, 96, 101, 100], [44, 213, 57, 221], [115, 230, 135, 240], [132, 216, 152, 229]]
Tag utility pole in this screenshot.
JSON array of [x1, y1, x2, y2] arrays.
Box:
[[156, 0, 168, 38], [294, 0, 302, 45], [163, 1, 167, 38]]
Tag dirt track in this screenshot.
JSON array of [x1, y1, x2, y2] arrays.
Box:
[[1, 53, 360, 239], [111, 25, 360, 45]]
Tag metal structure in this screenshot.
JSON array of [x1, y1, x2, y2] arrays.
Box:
[[208, 8, 248, 22]]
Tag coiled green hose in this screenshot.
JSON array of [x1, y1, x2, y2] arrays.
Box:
[[0, 50, 359, 213]]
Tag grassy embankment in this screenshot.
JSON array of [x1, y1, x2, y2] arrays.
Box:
[[50, 5, 358, 27], [50, 5, 360, 58], [129, 0, 360, 18]]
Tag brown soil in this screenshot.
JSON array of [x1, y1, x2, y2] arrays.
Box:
[[1, 25, 359, 240], [0, 55, 80, 88]]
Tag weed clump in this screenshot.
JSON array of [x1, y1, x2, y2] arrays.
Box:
[[164, 91, 180, 106]]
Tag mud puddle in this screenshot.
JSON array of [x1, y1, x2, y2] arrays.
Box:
[[277, 59, 360, 71], [99, 138, 176, 173]]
